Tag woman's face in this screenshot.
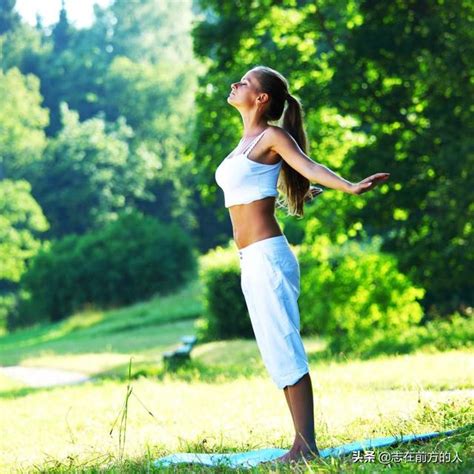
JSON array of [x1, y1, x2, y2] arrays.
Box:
[[227, 70, 261, 107]]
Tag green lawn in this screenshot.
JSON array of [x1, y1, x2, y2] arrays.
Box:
[[0, 280, 204, 375], [0, 279, 472, 472]]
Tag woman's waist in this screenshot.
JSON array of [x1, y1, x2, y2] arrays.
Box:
[[230, 197, 276, 223], [237, 233, 292, 263], [233, 218, 284, 249]]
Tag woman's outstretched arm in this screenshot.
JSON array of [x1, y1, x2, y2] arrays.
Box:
[[268, 127, 390, 195]]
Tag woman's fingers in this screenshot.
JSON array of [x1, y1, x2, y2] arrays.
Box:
[[374, 173, 390, 181], [357, 173, 391, 193], [305, 186, 324, 201], [362, 173, 390, 183]]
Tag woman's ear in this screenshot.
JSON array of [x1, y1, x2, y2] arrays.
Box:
[[257, 92, 270, 105]]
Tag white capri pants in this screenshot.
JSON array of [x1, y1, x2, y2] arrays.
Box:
[[238, 234, 310, 389]]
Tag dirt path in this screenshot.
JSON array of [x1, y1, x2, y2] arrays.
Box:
[[0, 366, 91, 388]]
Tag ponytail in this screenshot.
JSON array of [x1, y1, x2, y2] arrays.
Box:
[[276, 93, 311, 217], [251, 65, 312, 217]]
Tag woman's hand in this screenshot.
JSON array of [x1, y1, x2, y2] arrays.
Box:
[[304, 185, 324, 202], [349, 173, 390, 195]]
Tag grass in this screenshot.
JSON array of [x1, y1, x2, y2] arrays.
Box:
[[0, 279, 204, 374], [0, 278, 473, 472], [0, 352, 472, 473]]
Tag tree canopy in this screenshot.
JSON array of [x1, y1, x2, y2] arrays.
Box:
[[191, 0, 473, 315]]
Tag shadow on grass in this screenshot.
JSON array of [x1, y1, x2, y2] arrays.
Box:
[[91, 358, 269, 385], [88, 342, 344, 385], [0, 384, 65, 399], [0, 345, 372, 400]]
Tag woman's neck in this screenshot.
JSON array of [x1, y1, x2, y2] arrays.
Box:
[[240, 112, 268, 138]]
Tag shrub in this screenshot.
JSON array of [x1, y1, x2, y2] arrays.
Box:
[[364, 312, 474, 357], [298, 235, 426, 356], [9, 210, 197, 328], [0, 179, 49, 333], [197, 242, 253, 341]]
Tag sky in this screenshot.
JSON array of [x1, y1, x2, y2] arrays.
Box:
[[16, 0, 113, 28]]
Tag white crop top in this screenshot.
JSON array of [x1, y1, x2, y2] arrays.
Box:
[[215, 128, 282, 208]]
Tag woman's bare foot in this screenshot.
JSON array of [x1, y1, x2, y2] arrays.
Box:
[[262, 444, 320, 465]]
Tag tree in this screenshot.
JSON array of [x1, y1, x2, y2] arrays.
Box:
[[26, 104, 158, 237], [0, 68, 49, 179], [13, 0, 201, 235], [190, 0, 364, 249], [20, 12, 112, 134], [99, 0, 200, 233], [325, 0, 474, 316], [191, 0, 473, 315], [0, 0, 20, 35], [108, 0, 195, 65], [0, 179, 49, 331], [52, 0, 73, 53]]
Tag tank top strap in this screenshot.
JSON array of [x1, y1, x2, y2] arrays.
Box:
[[242, 128, 268, 157]]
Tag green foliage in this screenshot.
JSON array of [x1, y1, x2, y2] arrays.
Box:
[[7, 0, 202, 242], [97, 0, 200, 232], [103, 55, 196, 144], [108, 0, 194, 65], [326, 0, 474, 316], [0, 179, 49, 332], [0, 179, 49, 281], [10, 211, 197, 329], [0, 22, 44, 71], [102, 55, 199, 229], [0, 281, 202, 363], [198, 233, 432, 357], [0, 67, 49, 178], [364, 312, 474, 358], [25, 104, 157, 237], [51, 3, 73, 53], [10, 3, 112, 134], [0, 0, 20, 35], [197, 242, 254, 341], [298, 235, 425, 355], [191, 0, 473, 313]]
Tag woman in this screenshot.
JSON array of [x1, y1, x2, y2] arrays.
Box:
[[215, 65, 390, 464]]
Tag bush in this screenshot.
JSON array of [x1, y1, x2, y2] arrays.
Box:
[[298, 235, 426, 356], [8, 210, 197, 329], [197, 242, 254, 341], [364, 312, 474, 357]]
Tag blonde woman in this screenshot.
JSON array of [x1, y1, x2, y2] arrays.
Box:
[[215, 65, 390, 464]]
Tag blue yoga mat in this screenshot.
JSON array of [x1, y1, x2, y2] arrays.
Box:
[[152, 428, 458, 468]]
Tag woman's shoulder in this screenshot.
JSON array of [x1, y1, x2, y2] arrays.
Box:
[[265, 125, 294, 144], [266, 124, 285, 134]]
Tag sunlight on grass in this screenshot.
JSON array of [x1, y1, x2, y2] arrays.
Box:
[[18, 353, 137, 375], [312, 349, 474, 391], [60, 309, 105, 332], [0, 275, 472, 472], [0, 372, 25, 391], [0, 279, 204, 367], [0, 319, 198, 378], [0, 364, 472, 472]]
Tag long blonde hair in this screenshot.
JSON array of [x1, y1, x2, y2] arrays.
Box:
[[252, 65, 311, 217]]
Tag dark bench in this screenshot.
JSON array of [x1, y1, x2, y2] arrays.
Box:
[[162, 335, 198, 370]]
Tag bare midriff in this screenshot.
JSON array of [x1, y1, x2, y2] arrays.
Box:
[[229, 196, 283, 250]]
